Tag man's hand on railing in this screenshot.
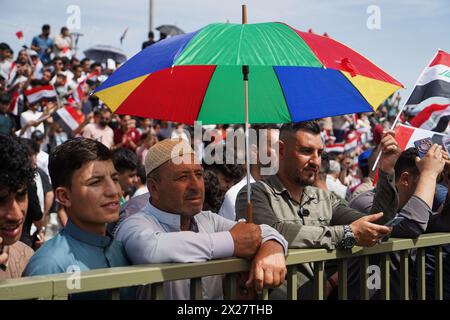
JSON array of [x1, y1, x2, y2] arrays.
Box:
[[230, 222, 262, 260], [350, 212, 391, 247], [245, 240, 287, 294]]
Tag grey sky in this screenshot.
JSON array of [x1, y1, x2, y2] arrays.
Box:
[[1, 0, 449, 97]]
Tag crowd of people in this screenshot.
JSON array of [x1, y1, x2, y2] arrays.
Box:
[[1, 23, 450, 300]]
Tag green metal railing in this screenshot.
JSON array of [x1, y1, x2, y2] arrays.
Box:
[[1, 233, 449, 300]]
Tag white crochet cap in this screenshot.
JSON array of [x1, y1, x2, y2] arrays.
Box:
[[144, 138, 195, 175]]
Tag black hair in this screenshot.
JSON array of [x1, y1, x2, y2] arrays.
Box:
[[61, 56, 70, 66], [148, 31, 154, 38], [22, 138, 40, 155], [60, 26, 68, 34], [202, 170, 223, 213], [360, 166, 370, 178], [49, 138, 112, 189], [394, 147, 420, 182], [280, 121, 321, 136], [112, 147, 138, 174], [251, 123, 279, 147], [42, 24, 50, 31], [0, 134, 35, 192], [0, 93, 12, 104], [203, 161, 245, 186], [136, 164, 146, 185], [90, 63, 102, 71], [319, 151, 330, 180]]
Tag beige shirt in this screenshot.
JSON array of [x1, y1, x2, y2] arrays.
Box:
[[82, 123, 114, 149], [0, 241, 34, 280]]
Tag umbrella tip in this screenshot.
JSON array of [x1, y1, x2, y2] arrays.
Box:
[[242, 4, 248, 24]]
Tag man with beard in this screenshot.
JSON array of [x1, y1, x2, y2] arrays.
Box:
[[82, 108, 114, 148], [236, 121, 397, 299]]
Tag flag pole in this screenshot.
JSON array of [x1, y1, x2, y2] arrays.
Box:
[[242, 4, 253, 223], [371, 49, 441, 171]]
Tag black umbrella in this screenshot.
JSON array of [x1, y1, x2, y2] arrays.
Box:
[[156, 24, 184, 36], [83, 45, 127, 64]]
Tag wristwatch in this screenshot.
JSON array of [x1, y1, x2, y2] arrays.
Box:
[[341, 225, 356, 249]]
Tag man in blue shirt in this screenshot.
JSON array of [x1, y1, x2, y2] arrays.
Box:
[[23, 138, 134, 299], [31, 24, 53, 65]]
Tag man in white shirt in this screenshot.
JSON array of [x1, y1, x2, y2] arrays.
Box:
[[82, 109, 114, 148], [20, 103, 44, 139], [115, 138, 288, 299], [219, 125, 279, 221], [54, 27, 73, 58], [326, 160, 348, 199]]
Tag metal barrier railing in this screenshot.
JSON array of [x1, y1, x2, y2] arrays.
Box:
[[1, 233, 449, 300]]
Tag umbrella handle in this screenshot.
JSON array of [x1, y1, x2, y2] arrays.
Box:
[[246, 202, 253, 224]]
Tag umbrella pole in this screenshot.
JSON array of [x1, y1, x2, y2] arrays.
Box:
[[241, 4, 252, 223], [243, 65, 252, 223]]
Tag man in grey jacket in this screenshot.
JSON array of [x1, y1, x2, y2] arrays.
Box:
[[236, 121, 397, 299]]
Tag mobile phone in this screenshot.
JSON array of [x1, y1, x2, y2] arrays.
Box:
[[385, 216, 405, 227], [443, 135, 450, 158], [414, 137, 433, 158]]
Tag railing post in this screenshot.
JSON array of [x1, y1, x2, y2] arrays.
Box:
[[258, 289, 269, 300], [223, 273, 237, 300], [110, 288, 121, 300], [359, 256, 369, 300], [287, 265, 298, 300], [381, 253, 390, 300], [435, 246, 443, 300], [417, 248, 426, 300], [190, 277, 202, 300], [313, 261, 325, 300], [151, 283, 164, 300], [399, 250, 409, 300], [337, 259, 347, 300]]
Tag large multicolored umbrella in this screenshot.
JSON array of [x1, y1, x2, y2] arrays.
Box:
[[94, 22, 403, 125], [94, 13, 403, 223]]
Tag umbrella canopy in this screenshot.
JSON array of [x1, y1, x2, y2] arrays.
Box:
[[156, 24, 185, 36], [84, 45, 127, 65], [94, 22, 402, 125]]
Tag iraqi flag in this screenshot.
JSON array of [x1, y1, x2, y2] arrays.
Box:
[[325, 142, 345, 153], [54, 106, 85, 132], [394, 124, 447, 152], [405, 50, 450, 115], [409, 103, 450, 132], [9, 91, 21, 116], [24, 85, 57, 105]]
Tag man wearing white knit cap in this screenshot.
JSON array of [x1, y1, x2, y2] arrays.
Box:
[[115, 138, 288, 300]]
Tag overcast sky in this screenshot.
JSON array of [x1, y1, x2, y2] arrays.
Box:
[[1, 0, 449, 97]]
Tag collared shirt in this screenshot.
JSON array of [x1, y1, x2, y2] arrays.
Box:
[[236, 172, 397, 250], [326, 175, 347, 199], [235, 172, 397, 297], [114, 201, 288, 300], [0, 241, 34, 280], [23, 220, 134, 299], [219, 174, 256, 221]]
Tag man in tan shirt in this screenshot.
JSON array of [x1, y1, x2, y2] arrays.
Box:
[[0, 134, 35, 279]]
